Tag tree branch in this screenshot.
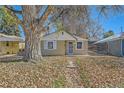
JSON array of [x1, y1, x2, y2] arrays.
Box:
[[5, 5, 22, 14], [51, 8, 68, 23], [38, 5, 49, 23], [5, 6, 23, 24]]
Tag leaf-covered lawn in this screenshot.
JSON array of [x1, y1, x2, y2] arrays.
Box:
[[0, 56, 124, 88], [76, 56, 124, 88], [0, 57, 67, 88]]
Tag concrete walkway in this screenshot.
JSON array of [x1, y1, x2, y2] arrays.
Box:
[[64, 57, 83, 87]]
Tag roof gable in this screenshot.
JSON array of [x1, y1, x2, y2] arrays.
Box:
[[41, 31, 76, 40]]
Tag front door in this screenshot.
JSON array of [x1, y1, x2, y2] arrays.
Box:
[[68, 42, 73, 55]]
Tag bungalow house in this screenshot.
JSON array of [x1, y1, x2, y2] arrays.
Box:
[[94, 34, 124, 56], [41, 31, 88, 56], [0, 33, 24, 55]]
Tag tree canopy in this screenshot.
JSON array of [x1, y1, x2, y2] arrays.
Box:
[[0, 7, 19, 36], [103, 30, 114, 38]]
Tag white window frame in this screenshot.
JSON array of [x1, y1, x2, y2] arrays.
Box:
[[48, 41, 54, 49], [76, 41, 83, 50], [44, 40, 57, 50]]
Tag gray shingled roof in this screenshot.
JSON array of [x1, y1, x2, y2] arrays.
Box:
[[0, 33, 24, 42], [95, 35, 124, 44]]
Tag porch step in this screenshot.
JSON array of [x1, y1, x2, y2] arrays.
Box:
[[66, 61, 77, 68]]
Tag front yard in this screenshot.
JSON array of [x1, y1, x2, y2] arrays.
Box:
[[0, 55, 124, 88]]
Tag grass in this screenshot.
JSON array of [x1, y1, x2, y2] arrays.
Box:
[[79, 71, 90, 87], [52, 75, 66, 88], [76, 58, 90, 87]]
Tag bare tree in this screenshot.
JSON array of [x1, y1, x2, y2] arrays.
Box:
[[4, 5, 124, 62], [5, 5, 54, 61], [51, 5, 90, 36], [86, 20, 104, 41], [53, 5, 124, 37]]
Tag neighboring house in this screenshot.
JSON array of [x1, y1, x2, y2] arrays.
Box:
[[88, 40, 98, 51], [94, 34, 124, 56], [19, 40, 25, 51], [0, 33, 24, 55], [41, 31, 88, 56]]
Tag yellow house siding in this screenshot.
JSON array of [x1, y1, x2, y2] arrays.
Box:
[[41, 41, 65, 56], [41, 40, 88, 56], [73, 40, 88, 55], [0, 41, 19, 55], [65, 40, 88, 55]]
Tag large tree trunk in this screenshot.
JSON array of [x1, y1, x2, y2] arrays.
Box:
[[24, 31, 43, 62], [5, 5, 53, 61], [20, 5, 51, 61]]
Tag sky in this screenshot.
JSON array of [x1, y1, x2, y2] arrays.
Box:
[[90, 6, 124, 35], [101, 14, 124, 34], [13, 5, 124, 38]]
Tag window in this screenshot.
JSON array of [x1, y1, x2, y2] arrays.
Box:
[[44, 40, 57, 50], [48, 42, 53, 49], [77, 42, 82, 49], [6, 41, 9, 46]]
